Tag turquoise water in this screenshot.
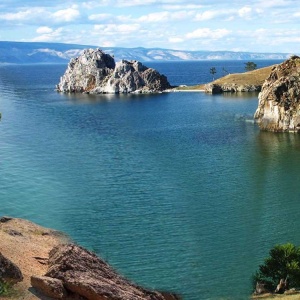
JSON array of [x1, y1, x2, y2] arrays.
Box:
[[1, 61, 300, 300]]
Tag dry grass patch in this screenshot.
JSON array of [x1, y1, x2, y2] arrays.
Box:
[[174, 65, 276, 91]]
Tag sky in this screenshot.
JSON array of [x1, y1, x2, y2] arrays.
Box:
[[0, 0, 299, 53]]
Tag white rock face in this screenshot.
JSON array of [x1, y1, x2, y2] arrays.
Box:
[[254, 55, 300, 132], [56, 49, 171, 94]]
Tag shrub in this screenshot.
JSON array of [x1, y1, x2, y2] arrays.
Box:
[[0, 280, 13, 296], [253, 243, 300, 290]]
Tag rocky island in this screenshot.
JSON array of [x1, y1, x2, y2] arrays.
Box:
[[56, 49, 171, 94], [254, 55, 300, 132]]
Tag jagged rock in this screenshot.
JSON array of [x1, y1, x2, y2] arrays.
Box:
[[254, 55, 300, 132], [39, 243, 179, 300], [56, 49, 171, 94], [0, 252, 23, 284], [204, 83, 223, 94], [31, 275, 68, 299], [56, 48, 115, 93]]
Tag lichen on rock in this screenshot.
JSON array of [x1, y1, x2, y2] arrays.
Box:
[[56, 48, 171, 94], [254, 55, 300, 132]]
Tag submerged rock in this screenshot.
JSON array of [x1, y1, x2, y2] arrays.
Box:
[[254, 55, 300, 132], [32, 243, 180, 300], [56, 49, 171, 94]]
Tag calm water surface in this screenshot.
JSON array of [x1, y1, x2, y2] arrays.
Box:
[[1, 61, 300, 300]]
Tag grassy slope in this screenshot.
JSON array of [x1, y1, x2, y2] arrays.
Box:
[[175, 65, 275, 91]]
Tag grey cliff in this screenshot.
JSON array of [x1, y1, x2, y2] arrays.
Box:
[[254, 55, 300, 132], [56, 48, 171, 94]]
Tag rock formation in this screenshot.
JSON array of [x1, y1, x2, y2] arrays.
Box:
[[56, 49, 171, 94], [254, 55, 300, 132], [31, 243, 179, 300], [205, 83, 261, 94]]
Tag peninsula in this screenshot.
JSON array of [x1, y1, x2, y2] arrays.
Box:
[[173, 65, 275, 93]]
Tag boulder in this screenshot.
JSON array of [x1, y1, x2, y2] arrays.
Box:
[[33, 243, 179, 300], [253, 281, 271, 295], [0, 252, 23, 284], [254, 55, 300, 132], [31, 276, 68, 299], [56, 49, 171, 94]]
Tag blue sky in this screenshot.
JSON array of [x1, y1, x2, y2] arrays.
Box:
[[0, 0, 299, 53]]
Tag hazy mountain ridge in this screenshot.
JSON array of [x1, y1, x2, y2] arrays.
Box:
[[0, 41, 295, 64]]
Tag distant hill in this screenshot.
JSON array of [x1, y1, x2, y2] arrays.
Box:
[[0, 41, 295, 64]]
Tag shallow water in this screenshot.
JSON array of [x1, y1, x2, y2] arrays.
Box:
[[1, 61, 300, 300]]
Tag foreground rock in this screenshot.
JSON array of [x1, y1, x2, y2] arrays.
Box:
[[56, 49, 171, 94], [0, 216, 69, 299], [32, 243, 179, 300], [254, 55, 300, 132]]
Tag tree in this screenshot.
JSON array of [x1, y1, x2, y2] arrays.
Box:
[[244, 61, 257, 72], [210, 67, 217, 80], [253, 243, 300, 291]]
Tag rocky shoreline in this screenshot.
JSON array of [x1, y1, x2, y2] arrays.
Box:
[[0, 216, 179, 300], [204, 83, 261, 94]]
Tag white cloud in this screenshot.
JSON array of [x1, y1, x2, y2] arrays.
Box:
[[94, 24, 141, 35], [168, 37, 184, 43], [0, 8, 45, 21], [138, 10, 193, 23], [36, 26, 53, 34], [52, 7, 80, 22], [32, 27, 64, 42], [238, 6, 252, 19], [195, 10, 223, 21], [162, 4, 204, 10], [186, 28, 231, 39], [88, 13, 112, 21]]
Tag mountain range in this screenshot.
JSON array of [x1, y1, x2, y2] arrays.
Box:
[[0, 41, 296, 64]]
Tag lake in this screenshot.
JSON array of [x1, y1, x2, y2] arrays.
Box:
[[1, 60, 300, 300]]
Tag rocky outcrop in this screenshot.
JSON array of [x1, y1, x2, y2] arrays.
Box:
[[32, 243, 179, 300], [205, 83, 261, 94], [0, 252, 23, 284], [254, 55, 300, 132], [56, 49, 171, 94]]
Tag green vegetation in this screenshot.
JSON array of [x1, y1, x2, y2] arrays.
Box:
[[253, 243, 300, 291], [245, 61, 257, 71], [0, 280, 14, 297]]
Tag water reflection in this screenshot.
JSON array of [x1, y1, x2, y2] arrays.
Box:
[[59, 91, 165, 104]]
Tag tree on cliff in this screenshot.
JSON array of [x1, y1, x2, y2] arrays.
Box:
[[210, 67, 217, 80], [245, 61, 257, 71], [253, 243, 300, 292]]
